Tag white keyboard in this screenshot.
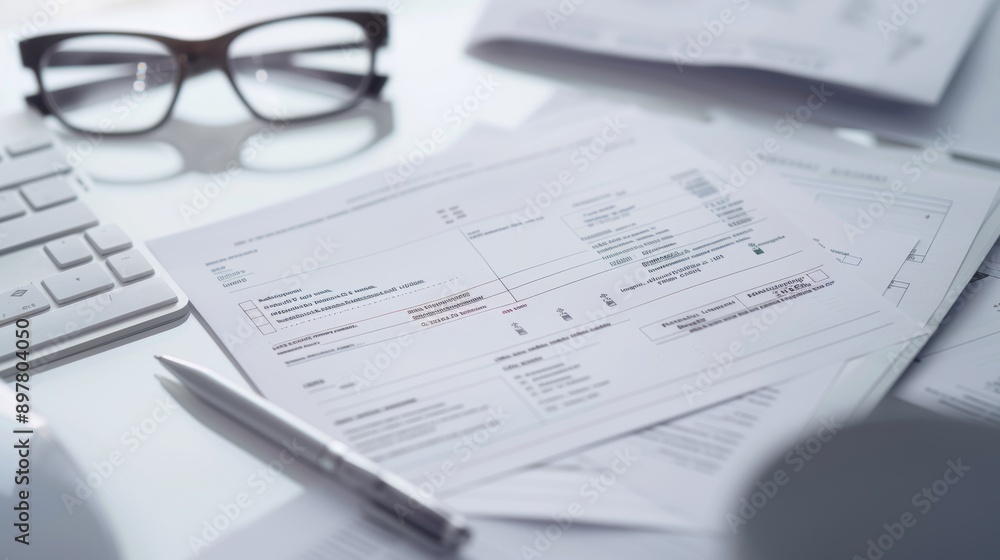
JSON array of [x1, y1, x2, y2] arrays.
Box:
[[0, 111, 188, 376]]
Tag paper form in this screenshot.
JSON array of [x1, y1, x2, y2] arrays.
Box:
[[810, 203, 1000, 424], [470, 0, 992, 105], [892, 262, 1000, 427], [467, 101, 920, 296], [150, 113, 921, 494], [711, 113, 1000, 420], [708, 3, 1000, 165], [446, 461, 696, 531], [978, 238, 1000, 277], [195, 490, 443, 560], [200, 489, 730, 560], [450, 99, 1000, 531], [452, 366, 841, 533], [697, 113, 1000, 327]]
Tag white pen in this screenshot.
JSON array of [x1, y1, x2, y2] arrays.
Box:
[[155, 355, 472, 550]]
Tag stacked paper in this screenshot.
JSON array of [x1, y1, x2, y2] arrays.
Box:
[[447, 94, 1000, 535], [149, 90, 1000, 550], [469, 0, 993, 105]]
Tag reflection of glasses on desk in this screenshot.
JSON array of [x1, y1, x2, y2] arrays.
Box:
[[19, 12, 389, 135]]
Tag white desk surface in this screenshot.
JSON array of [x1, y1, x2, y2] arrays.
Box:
[[1, 1, 946, 558], [0, 1, 732, 559]]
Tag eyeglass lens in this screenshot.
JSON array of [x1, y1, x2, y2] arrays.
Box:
[[37, 16, 375, 133], [39, 34, 180, 133], [228, 16, 374, 121]]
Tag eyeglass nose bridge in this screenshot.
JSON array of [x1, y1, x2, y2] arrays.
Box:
[[178, 41, 230, 78]]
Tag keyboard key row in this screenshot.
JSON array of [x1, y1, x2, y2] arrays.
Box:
[[85, 224, 132, 255], [0, 147, 68, 190], [0, 175, 77, 225], [42, 225, 135, 269], [21, 175, 76, 210], [0, 277, 179, 362], [0, 191, 26, 221], [6, 134, 52, 157], [107, 249, 154, 282], [0, 201, 98, 255], [3, 245, 157, 324], [0, 284, 50, 327], [42, 262, 114, 304], [44, 237, 92, 268]]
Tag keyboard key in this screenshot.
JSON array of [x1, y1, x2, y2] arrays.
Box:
[[0, 201, 98, 255], [6, 135, 52, 157], [85, 224, 132, 255], [44, 237, 92, 269], [0, 278, 178, 361], [20, 175, 76, 210], [0, 191, 26, 222], [0, 284, 50, 326], [0, 147, 68, 190], [42, 262, 114, 304], [107, 249, 155, 282]]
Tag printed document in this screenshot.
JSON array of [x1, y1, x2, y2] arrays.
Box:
[[484, 98, 921, 296], [470, 0, 992, 104], [698, 113, 1000, 326], [893, 259, 1000, 427], [451, 367, 841, 532], [151, 113, 921, 493], [200, 489, 729, 560], [450, 99, 1000, 529]]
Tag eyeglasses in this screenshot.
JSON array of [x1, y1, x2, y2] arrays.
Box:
[[19, 12, 389, 135]]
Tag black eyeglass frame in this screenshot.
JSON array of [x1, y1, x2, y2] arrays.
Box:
[[19, 11, 390, 136]]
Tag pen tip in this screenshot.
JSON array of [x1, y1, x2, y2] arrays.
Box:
[[155, 355, 180, 369]]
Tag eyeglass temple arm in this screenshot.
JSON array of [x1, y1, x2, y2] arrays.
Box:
[[41, 41, 377, 68], [25, 92, 50, 115], [223, 42, 387, 95], [214, 52, 387, 98], [22, 50, 148, 115], [27, 71, 386, 116], [25, 42, 388, 115], [26, 72, 179, 117]]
